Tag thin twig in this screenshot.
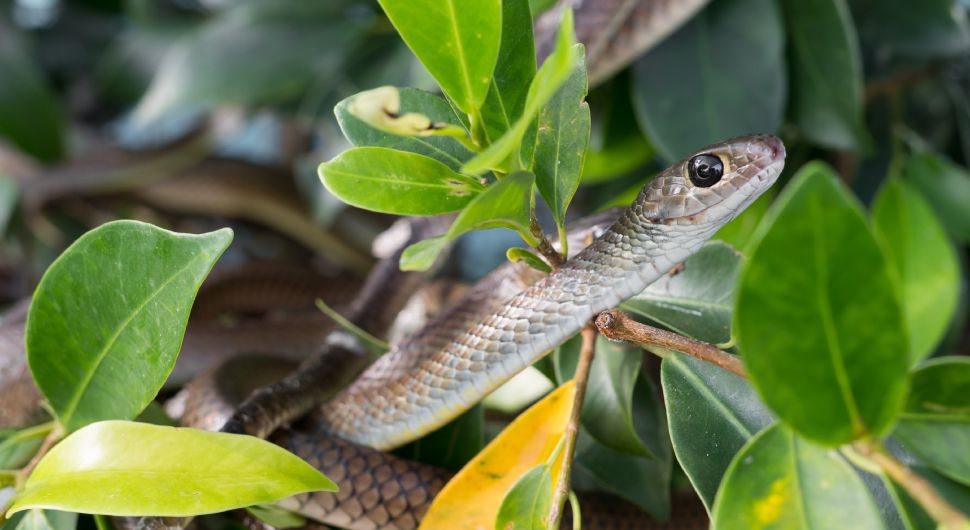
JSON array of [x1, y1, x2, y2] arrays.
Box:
[[530, 216, 566, 270], [15, 424, 64, 488], [594, 309, 747, 379], [548, 325, 597, 527], [854, 440, 970, 529]]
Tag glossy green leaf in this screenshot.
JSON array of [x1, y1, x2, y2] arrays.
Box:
[[6, 421, 335, 517], [662, 352, 775, 510], [319, 147, 485, 216], [0, 19, 65, 162], [623, 241, 743, 345], [872, 176, 960, 362], [735, 163, 909, 446], [0, 424, 52, 469], [899, 151, 970, 243], [134, 1, 361, 122], [851, 0, 970, 57], [26, 221, 232, 433], [905, 357, 970, 416], [494, 464, 552, 530], [712, 424, 885, 530], [631, 0, 785, 161], [572, 429, 671, 520], [535, 52, 590, 231], [1, 510, 76, 530], [894, 417, 970, 488], [780, 0, 867, 150], [335, 88, 473, 171], [463, 12, 579, 175], [400, 172, 537, 270], [395, 405, 484, 471], [377, 0, 501, 118], [481, 0, 537, 148], [581, 337, 653, 457]]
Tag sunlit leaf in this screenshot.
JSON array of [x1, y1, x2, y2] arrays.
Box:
[[494, 464, 553, 530], [872, 176, 960, 362], [632, 0, 785, 161], [623, 241, 743, 345], [319, 147, 485, 216], [712, 424, 885, 530], [735, 163, 909, 446], [419, 382, 574, 530], [400, 172, 537, 270], [377, 0, 501, 118], [662, 352, 775, 510], [463, 11, 579, 175], [335, 87, 474, 171], [27, 221, 232, 432], [6, 421, 335, 517]]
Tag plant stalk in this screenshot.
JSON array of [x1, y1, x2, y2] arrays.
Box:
[[530, 216, 566, 270], [594, 309, 747, 378], [854, 440, 970, 530], [15, 424, 64, 489], [547, 325, 597, 528]]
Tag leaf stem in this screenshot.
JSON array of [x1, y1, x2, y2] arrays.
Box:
[[594, 309, 747, 379], [530, 216, 566, 270], [854, 440, 970, 530], [548, 325, 596, 528], [314, 299, 390, 354], [15, 423, 64, 489]]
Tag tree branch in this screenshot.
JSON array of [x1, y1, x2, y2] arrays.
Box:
[[530, 216, 566, 270], [15, 424, 64, 488], [594, 309, 747, 379], [548, 325, 597, 528], [855, 440, 970, 530]]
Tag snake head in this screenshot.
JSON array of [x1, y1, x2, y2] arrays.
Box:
[[635, 134, 786, 226]]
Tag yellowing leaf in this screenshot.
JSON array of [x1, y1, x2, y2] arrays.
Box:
[[419, 381, 576, 530]]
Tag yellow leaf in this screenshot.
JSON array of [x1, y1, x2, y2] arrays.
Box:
[[419, 381, 576, 530]]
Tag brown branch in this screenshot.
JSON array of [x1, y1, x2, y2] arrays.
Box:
[[548, 325, 597, 527], [15, 424, 64, 488], [854, 440, 969, 529], [594, 309, 747, 379], [530, 216, 566, 270]]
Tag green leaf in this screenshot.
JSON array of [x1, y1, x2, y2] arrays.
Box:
[[377, 0, 501, 118], [395, 405, 484, 471], [712, 424, 885, 530], [894, 417, 970, 488], [0, 19, 65, 162], [851, 0, 970, 57], [335, 87, 474, 171], [134, 1, 362, 122], [319, 147, 485, 216], [780, 0, 868, 150], [631, 0, 785, 161], [494, 464, 552, 530], [463, 12, 579, 175], [883, 464, 970, 530], [623, 241, 743, 345], [872, 176, 960, 362], [26, 221, 232, 433], [735, 162, 909, 446], [580, 337, 654, 458], [0, 174, 19, 236], [506, 248, 552, 273], [661, 352, 775, 511], [400, 172, 537, 271], [899, 151, 970, 243], [245, 505, 306, 529], [905, 357, 970, 416], [535, 52, 590, 230], [481, 0, 537, 146], [6, 421, 335, 517], [1, 510, 76, 530], [893, 357, 970, 487], [0, 424, 52, 469]]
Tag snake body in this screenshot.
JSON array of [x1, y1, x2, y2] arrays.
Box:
[[318, 135, 785, 450]]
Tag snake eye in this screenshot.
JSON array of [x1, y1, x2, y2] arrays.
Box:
[[687, 154, 724, 187]]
